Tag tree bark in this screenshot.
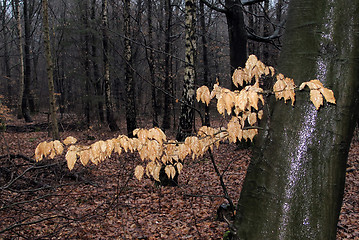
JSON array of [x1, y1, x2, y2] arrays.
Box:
[[123, 0, 137, 137], [2, 0, 12, 101], [91, 0, 104, 123], [199, 0, 210, 126], [13, 0, 24, 119], [146, 0, 159, 127], [22, 0, 32, 122], [234, 0, 359, 239], [176, 0, 196, 141], [225, 0, 247, 76], [82, 0, 91, 127], [102, 0, 118, 131], [42, 0, 59, 140], [162, 0, 172, 130]]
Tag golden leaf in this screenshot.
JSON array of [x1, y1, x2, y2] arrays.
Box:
[[53, 140, 64, 155], [217, 96, 226, 115], [63, 136, 77, 145], [79, 149, 90, 166], [196, 86, 211, 105], [152, 164, 161, 182], [310, 89, 323, 110], [178, 144, 191, 160], [235, 89, 248, 114], [66, 149, 77, 170], [35, 141, 46, 161], [248, 112, 257, 126], [134, 165, 144, 181], [232, 68, 245, 87], [319, 87, 336, 104], [43, 141, 52, 158], [223, 91, 235, 115], [165, 165, 176, 179], [258, 110, 264, 120], [146, 161, 156, 177], [273, 75, 296, 105], [245, 55, 258, 72], [176, 162, 183, 174], [149, 127, 167, 145], [227, 117, 241, 143]]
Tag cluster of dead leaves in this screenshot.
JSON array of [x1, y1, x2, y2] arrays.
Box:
[[35, 55, 336, 183]]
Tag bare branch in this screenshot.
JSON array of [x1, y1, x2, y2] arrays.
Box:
[[247, 19, 285, 43], [200, 0, 227, 13], [241, 0, 266, 6]]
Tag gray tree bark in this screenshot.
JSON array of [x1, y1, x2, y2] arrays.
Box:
[[124, 0, 137, 137], [13, 0, 24, 120], [22, 0, 32, 122], [162, 0, 172, 130], [102, 0, 118, 131], [234, 0, 359, 239], [42, 0, 59, 140]]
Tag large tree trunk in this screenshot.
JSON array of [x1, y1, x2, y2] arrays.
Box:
[[124, 0, 137, 137], [225, 0, 247, 76], [42, 0, 59, 140], [234, 0, 359, 239], [176, 0, 196, 141], [102, 0, 118, 131]]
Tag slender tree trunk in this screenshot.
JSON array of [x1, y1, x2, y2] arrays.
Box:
[[123, 0, 137, 137], [102, 0, 118, 131], [146, 0, 159, 127], [162, 0, 172, 130], [176, 0, 196, 141], [13, 0, 25, 119], [199, 0, 210, 126], [91, 0, 104, 123], [22, 0, 32, 122], [82, 0, 91, 127], [2, 0, 12, 101], [42, 0, 59, 140], [234, 0, 359, 239]]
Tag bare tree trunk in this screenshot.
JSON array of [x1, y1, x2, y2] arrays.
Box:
[[2, 0, 12, 102], [22, 0, 32, 122], [42, 0, 59, 140], [176, 0, 196, 141], [146, 0, 159, 127], [162, 0, 172, 130], [91, 0, 104, 123], [13, 0, 24, 119], [123, 0, 137, 137], [225, 0, 247, 78], [234, 0, 359, 238], [199, 0, 210, 126], [102, 0, 118, 131], [82, 0, 91, 127]]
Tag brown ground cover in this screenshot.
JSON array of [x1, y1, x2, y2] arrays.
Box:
[[0, 115, 357, 239]]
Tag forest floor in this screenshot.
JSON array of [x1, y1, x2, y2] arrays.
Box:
[[0, 114, 358, 239]]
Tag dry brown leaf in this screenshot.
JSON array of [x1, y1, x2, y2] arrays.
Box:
[[63, 136, 77, 145]]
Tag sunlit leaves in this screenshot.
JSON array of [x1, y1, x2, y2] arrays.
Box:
[[273, 74, 296, 105], [135, 165, 144, 181], [34, 55, 337, 182], [196, 86, 211, 106], [299, 80, 336, 110]]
